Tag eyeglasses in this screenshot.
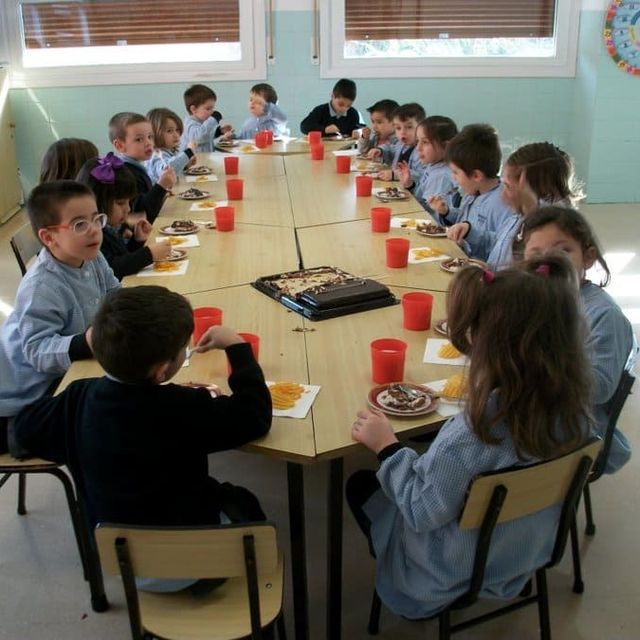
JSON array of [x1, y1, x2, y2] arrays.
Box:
[[45, 213, 108, 236]]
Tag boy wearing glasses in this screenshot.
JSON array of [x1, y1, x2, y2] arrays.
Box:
[[0, 181, 119, 454]]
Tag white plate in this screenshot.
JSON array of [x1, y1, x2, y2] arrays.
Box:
[[159, 224, 200, 236], [373, 188, 410, 202], [176, 189, 211, 200]]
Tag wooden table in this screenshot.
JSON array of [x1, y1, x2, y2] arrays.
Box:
[[179, 153, 286, 178], [223, 137, 354, 157], [284, 155, 426, 227], [297, 219, 465, 293]]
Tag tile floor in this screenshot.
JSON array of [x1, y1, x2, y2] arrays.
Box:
[[0, 204, 638, 639]]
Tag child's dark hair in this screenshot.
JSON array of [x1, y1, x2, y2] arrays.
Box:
[[76, 155, 137, 223], [521, 206, 611, 287], [251, 83, 278, 104], [184, 84, 217, 112], [332, 78, 357, 101], [506, 142, 582, 206], [392, 103, 427, 123], [27, 180, 95, 235], [146, 108, 184, 148], [92, 286, 194, 384], [366, 99, 399, 120], [418, 116, 458, 149], [445, 123, 501, 178], [108, 112, 148, 142], [447, 254, 591, 460], [39, 138, 99, 183]]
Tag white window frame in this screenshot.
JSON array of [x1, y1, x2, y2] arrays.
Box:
[[320, 0, 581, 78], [0, 0, 266, 88]]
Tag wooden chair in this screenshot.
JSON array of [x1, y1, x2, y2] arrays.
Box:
[[569, 369, 635, 593], [96, 522, 286, 640], [0, 453, 108, 611], [367, 438, 602, 640], [9, 223, 41, 275]]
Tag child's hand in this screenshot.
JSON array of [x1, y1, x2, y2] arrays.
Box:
[[149, 241, 171, 261], [377, 169, 393, 182], [221, 130, 234, 141], [221, 124, 234, 134], [447, 222, 471, 244], [427, 194, 449, 215], [367, 148, 382, 161], [85, 326, 93, 353], [187, 140, 198, 153], [395, 161, 413, 188], [134, 219, 152, 241], [351, 409, 398, 454], [158, 166, 176, 190], [186, 155, 197, 168], [324, 124, 340, 135], [361, 126, 371, 140], [196, 325, 244, 352]]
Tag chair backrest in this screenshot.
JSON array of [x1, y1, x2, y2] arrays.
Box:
[[10, 223, 41, 275], [95, 522, 279, 579]]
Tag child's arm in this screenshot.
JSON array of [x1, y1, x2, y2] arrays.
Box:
[[300, 105, 327, 134], [131, 167, 175, 223], [183, 115, 219, 149], [395, 161, 414, 189]]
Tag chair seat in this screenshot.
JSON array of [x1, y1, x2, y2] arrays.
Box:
[[0, 453, 61, 472], [139, 551, 285, 640]]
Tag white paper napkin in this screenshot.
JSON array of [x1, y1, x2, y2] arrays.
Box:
[[391, 217, 429, 229], [267, 381, 321, 419], [422, 379, 465, 418], [423, 338, 469, 366], [408, 247, 451, 264], [137, 259, 189, 277], [155, 234, 200, 247], [189, 200, 229, 212], [332, 149, 360, 157], [185, 174, 218, 183]]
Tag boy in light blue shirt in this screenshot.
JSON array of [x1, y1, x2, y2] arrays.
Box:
[[180, 84, 234, 153], [0, 181, 120, 453], [235, 83, 287, 140], [357, 99, 398, 159]]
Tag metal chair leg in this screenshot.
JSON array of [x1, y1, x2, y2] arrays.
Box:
[[276, 612, 287, 640], [438, 609, 451, 640], [535, 569, 551, 640], [368, 590, 381, 635], [583, 484, 595, 536], [17, 472, 26, 515], [570, 516, 584, 594]]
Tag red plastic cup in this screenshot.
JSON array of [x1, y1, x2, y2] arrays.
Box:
[[402, 292, 434, 331], [226, 178, 244, 200], [192, 307, 223, 345], [215, 206, 235, 232], [385, 238, 411, 268], [228, 332, 260, 373], [371, 207, 391, 232], [308, 131, 322, 145], [223, 156, 239, 175], [264, 130, 274, 145], [355, 175, 373, 197], [310, 143, 325, 160], [255, 131, 268, 149], [370, 338, 407, 384], [335, 155, 351, 173]]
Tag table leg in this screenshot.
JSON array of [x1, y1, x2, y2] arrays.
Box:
[[326, 457, 344, 640], [287, 462, 309, 640]]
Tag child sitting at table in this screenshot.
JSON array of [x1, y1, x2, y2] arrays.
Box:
[[77, 153, 171, 280], [429, 123, 514, 259], [0, 181, 120, 454], [522, 206, 636, 473], [376, 103, 426, 184], [346, 254, 592, 619], [109, 112, 176, 223], [357, 99, 399, 159], [181, 83, 233, 153], [13, 285, 272, 592], [395, 116, 458, 212], [235, 83, 288, 140], [300, 78, 365, 137], [39, 138, 99, 183], [146, 107, 198, 183]]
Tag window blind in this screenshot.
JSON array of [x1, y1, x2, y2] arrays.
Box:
[[21, 0, 240, 49], [345, 0, 556, 41]]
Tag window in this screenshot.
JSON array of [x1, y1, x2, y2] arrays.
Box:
[[320, 0, 580, 78], [1, 0, 266, 87]]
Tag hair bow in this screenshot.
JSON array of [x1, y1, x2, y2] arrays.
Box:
[[482, 268, 495, 284], [90, 152, 124, 184], [535, 264, 551, 277]]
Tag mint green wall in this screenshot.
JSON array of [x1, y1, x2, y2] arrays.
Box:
[[8, 9, 639, 203]]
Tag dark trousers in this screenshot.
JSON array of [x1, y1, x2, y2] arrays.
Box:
[[346, 469, 382, 558]]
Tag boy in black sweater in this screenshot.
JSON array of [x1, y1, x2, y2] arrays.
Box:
[[300, 78, 364, 137], [14, 286, 272, 590]]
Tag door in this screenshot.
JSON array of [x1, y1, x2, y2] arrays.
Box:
[[0, 67, 22, 223]]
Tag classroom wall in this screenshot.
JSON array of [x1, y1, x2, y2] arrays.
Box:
[[7, 2, 640, 203]]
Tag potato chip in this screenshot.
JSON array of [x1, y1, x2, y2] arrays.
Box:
[[442, 374, 467, 399], [269, 382, 305, 410], [412, 247, 444, 259], [437, 342, 462, 359]]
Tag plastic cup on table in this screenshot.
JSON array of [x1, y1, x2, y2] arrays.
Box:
[[335, 155, 351, 174], [385, 238, 411, 268], [228, 332, 260, 373], [223, 156, 239, 175], [370, 207, 391, 232], [192, 307, 223, 346], [215, 206, 235, 232], [308, 131, 322, 145], [370, 338, 407, 384], [402, 292, 434, 331], [226, 178, 244, 200], [255, 131, 268, 149], [264, 130, 274, 145], [310, 144, 325, 160], [355, 175, 373, 197]]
